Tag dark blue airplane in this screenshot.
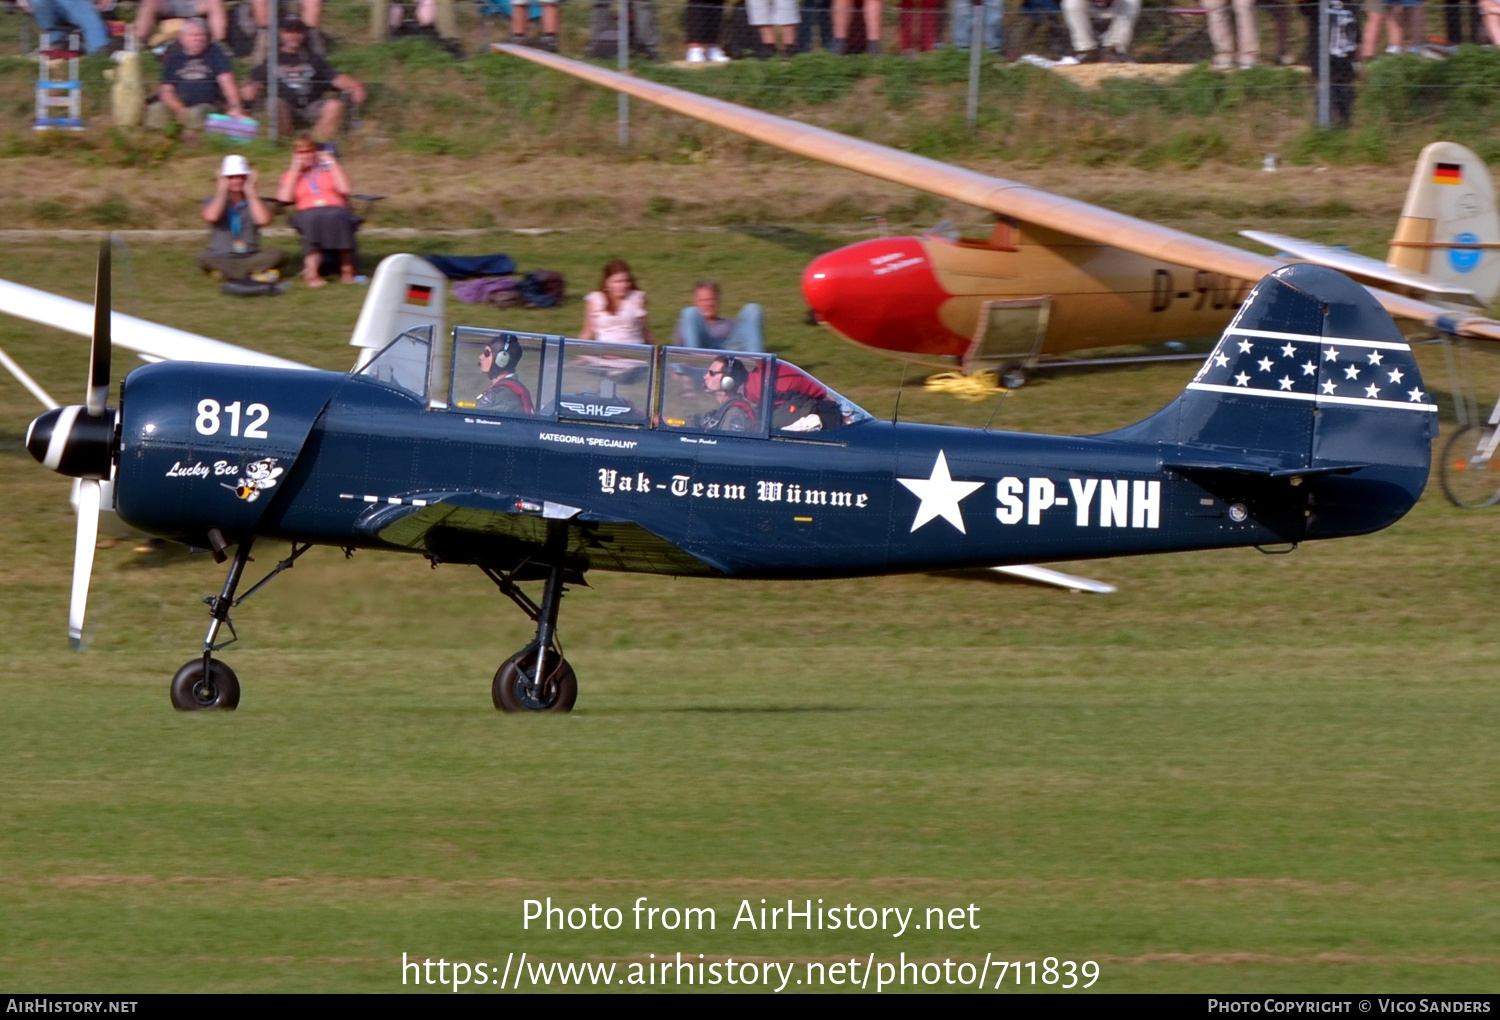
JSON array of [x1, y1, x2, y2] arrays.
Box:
[[26, 244, 1435, 713]]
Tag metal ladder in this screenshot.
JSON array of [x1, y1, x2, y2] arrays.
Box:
[[35, 30, 84, 131]]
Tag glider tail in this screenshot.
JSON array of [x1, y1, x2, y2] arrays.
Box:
[[1387, 141, 1500, 305], [1108, 263, 1435, 539]]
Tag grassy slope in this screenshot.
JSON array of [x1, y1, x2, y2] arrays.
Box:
[[1, 218, 1499, 988]]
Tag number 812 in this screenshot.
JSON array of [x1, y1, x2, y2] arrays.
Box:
[[195, 399, 270, 439]]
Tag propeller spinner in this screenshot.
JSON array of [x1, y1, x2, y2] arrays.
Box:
[[24, 237, 117, 649]]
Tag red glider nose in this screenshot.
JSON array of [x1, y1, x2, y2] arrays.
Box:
[[802, 237, 959, 357]]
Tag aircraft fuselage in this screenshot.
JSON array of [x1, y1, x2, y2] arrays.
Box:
[[114, 359, 1423, 580], [803, 231, 1254, 364]]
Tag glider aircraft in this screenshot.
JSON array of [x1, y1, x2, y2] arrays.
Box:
[[499, 47, 1500, 382], [25, 242, 1434, 712]]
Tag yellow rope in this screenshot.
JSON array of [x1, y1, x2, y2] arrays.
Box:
[[922, 370, 1006, 402]]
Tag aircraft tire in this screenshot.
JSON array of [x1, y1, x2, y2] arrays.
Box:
[[1000, 362, 1029, 390], [1440, 423, 1500, 508], [169, 659, 241, 711], [492, 648, 577, 714]]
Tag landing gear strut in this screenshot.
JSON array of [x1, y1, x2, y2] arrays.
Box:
[[482, 521, 578, 713], [170, 537, 311, 711]]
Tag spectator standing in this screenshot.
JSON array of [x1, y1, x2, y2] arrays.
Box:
[[277, 135, 359, 287], [749, 0, 800, 54], [900, 0, 944, 52], [832, 0, 883, 52], [674, 281, 765, 353], [1259, 0, 1293, 64], [951, 0, 1003, 54], [27, 0, 112, 54], [581, 260, 653, 343], [135, 0, 229, 48], [1445, 0, 1480, 42], [511, 0, 561, 50], [684, 0, 731, 61], [199, 154, 285, 283], [1014, 0, 1065, 57], [1478, 0, 1500, 42], [797, 0, 835, 49], [243, 17, 365, 140], [1206, 0, 1260, 67], [144, 19, 244, 138], [1061, 0, 1139, 60], [1305, 0, 1359, 126]]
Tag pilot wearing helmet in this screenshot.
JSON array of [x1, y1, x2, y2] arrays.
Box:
[[699, 355, 756, 432], [476, 334, 533, 414]]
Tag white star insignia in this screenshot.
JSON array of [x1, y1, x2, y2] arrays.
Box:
[[897, 450, 984, 534], [1278, 376, 1294, 390], [1365, 383, 1380, 398], [1213, 351, 1230, 368], [1301, 361, 1317, 376], [1257, 357, 1274, 372], [1408, 387, 1425, 403], [1388, 368, 1404, 384], [1368, 350, 1384, 366], [1321, 379, 1338, 395], [1281, 342, 1297, 358], [1237, 338, 1254, 354], [1325, 348, 1340, 362], [1233, 372, 1251, 387], [1343, 364, 1361, 380]]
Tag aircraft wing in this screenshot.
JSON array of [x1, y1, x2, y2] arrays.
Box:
[[362, 491, 723, 576], [498, 46, 1500, 344], [0, 277, 309, 371], [1240, 230, 1484, 305]]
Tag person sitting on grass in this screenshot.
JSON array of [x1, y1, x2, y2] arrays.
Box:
[[673, 280, 764, 353], [144, 19, 245, 140], [199, 154, 285, 284]]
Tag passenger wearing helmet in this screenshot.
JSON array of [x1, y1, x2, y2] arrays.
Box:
[[699, 355, 756, 432], [476, 334, 533, 414]]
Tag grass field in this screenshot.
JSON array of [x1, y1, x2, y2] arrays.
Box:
[[1, 215, 1499, 992]]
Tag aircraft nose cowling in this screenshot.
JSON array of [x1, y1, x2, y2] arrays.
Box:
[[803, 237, 963, 357], [26, 406, 116, 479]]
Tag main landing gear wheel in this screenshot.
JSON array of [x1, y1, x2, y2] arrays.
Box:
[[492, 645, 578, 713], [1440, 423, 1500, 508], [999, 361, 1029, 390], [170, 659, 241, 711]]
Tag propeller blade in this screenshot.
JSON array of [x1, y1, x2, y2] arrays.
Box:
[[86, 236, 111, 417], [69, 477, 101, 650]]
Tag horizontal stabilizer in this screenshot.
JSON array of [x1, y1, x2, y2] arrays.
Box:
[[1240, 230, 1483, 305], [990, 564, 1115, 593]]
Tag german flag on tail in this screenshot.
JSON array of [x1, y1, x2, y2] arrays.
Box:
[[1435, 163, 1463, 185], [406, 284, 433, 306]]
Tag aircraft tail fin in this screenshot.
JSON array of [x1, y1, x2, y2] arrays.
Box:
[[348, 254, 447, 371], [1108, 263, 1434, 537], [1387, 141, 1500, 305]]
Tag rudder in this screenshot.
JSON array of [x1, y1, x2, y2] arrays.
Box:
[[1387, 141, 1500, 305], [1110, 264, 1435, 537]]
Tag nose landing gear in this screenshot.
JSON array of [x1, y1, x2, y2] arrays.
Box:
[[170, 537, 311, 711]]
